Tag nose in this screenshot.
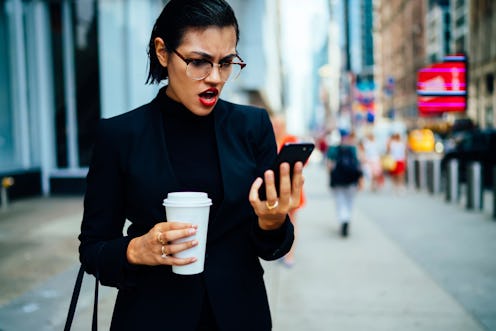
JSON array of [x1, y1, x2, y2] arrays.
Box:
[[204, 64, 223, 83]]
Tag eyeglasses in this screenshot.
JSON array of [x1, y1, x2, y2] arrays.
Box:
[[172, 49, 246, 82]]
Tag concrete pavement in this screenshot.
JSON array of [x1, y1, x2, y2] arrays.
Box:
[[0, 160, 495, 330], [265, 161, 495, 331]]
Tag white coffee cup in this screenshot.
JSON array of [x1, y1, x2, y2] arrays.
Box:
[[162, 192, 212, 275]]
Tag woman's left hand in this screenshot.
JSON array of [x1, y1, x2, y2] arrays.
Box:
[[249, 161, 304, 230]]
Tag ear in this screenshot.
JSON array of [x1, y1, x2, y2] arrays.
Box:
[[154, 37, 168, 67]]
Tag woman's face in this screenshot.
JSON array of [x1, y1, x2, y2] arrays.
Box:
[[156, 26, 238, 116]]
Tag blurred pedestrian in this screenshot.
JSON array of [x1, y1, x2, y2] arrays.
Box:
[[327, 130, 363, 237], [386, 132, 407, 194], [316, 129, 330, 161], [359, 132, 384, 191], [78, 1, 305, 330], [271, 114, 307, 267]]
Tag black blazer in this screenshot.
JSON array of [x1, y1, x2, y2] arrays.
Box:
[[79, 91, 294, 330]]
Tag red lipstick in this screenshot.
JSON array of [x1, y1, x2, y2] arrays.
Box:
[[199, 88, 219, 107]]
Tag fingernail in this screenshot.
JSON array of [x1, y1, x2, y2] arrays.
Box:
[[188, 228, 197, 234], [191, 257, 197, 262], [192, 240, 198, 246]]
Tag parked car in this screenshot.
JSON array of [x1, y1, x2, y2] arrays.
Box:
[[441, 129, 496, 189]]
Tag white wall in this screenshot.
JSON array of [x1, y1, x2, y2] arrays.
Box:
[[98, 0, 161, 119]]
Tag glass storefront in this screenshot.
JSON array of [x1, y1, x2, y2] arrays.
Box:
[[72, 0, 101, 166], [0, 4, 14, 170], [49, 0, 101, 168], [0, 0, 163, 197]]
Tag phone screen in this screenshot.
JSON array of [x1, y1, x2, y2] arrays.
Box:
[[259, 142, 315, 200]]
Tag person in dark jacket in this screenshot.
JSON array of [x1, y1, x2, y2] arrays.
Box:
[[326, 130, 362, 237], [78, 1, 304, 330]]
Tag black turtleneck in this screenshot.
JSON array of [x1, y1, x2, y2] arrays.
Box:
[[159, 90, 224, 224], [159, 90, 222, 329]]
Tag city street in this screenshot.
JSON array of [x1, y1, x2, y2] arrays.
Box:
[[0, 157, 495, 330], [1, 1, 495, 330]]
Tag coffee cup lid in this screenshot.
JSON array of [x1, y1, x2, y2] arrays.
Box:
[[163, 192, 212, 207]]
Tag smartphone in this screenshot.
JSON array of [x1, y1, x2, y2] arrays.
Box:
[[259, 142, 315, 200]]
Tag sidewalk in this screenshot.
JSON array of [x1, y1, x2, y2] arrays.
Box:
[[264, 161, 492, 331], [0, 161, 495, 330]]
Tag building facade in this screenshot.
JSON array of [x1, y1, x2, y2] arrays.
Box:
[[450, 0, 469, 54], [374, 0, 427, 127], [468, 0, 496, 128], [426, 0, 450, 63], [373, 0, 495, 129]]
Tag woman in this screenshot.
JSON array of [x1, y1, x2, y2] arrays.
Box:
[[78, 1, 304, 330], [360, 132, 383, 191], [387, 132, 407, 193]]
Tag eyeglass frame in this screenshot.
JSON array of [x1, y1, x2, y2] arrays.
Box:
[[172, 49, 246, 82]]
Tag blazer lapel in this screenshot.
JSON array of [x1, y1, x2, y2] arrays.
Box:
[[147, 95, 181, 195], [213, 101, 233, 205], [209, 101, 258, 239]]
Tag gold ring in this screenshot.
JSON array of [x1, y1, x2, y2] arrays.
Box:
[[161, 245, 167, 258], [265, 200, 279, 210], [157, 232, 166, 245]]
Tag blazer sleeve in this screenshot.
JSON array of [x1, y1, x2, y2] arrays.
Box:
[[78, 119, 133, 288], [249, 109, 294, 261]]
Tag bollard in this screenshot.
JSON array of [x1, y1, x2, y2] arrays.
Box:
[[407, 156, 415, 190], [414, 159, 420, 189], [427, 160, 433, 193], [419, 158, 427, 191], [445, 159, 459, 203], [426, 159, 441, 194], [433, 158, 441, 194], [466, 161, 483, 210], [1, 177, 15, 211], [414, 156, 427, 191]]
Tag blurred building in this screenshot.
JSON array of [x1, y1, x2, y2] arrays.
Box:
[[318, 0, 342, 132], [0, 0, 285, 201], [373, 0, 495, 129], [426, 0, 450, 63], [324, 0, 374, 132], [450, 0, 469, 54], [351, 0, 375, 127], [468, 0, 496, 128], [278, 0, 330, 136], [374, 0, 427, 127]]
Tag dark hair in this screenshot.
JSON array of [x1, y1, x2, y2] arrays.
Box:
[[146, 0, 240, 84]]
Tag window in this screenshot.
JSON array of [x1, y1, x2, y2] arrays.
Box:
[[49, 0, 101, 168]]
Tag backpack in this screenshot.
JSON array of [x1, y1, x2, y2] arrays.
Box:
[[330, 146, 362, 187]]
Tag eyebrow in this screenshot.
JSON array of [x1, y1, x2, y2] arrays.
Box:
[[189, 51, 238, 61]]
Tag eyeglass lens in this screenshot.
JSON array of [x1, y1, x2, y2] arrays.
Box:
[[186, 61, 242, 82]]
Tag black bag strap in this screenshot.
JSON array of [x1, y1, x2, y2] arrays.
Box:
[[64, 265, 84, 331], [93, 271, 99, 330], [64, 265, 99, 331]]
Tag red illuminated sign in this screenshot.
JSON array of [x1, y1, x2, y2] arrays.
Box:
[[416, 55, 467, 116], [417, 96, 466, 113]]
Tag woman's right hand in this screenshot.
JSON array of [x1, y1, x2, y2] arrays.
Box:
[[126, 222, 198, 266]]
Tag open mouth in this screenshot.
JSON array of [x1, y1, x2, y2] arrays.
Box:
[[199, 88, 219, 107]]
